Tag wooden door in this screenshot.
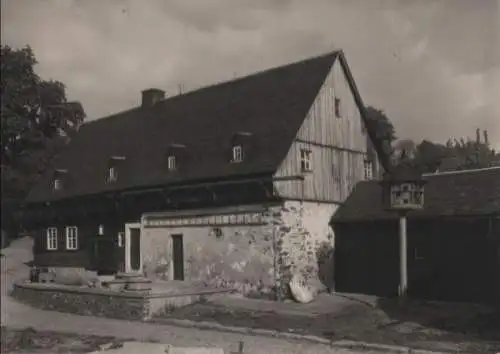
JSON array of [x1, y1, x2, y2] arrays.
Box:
[[172, 234, 184, 280], [130, 227, 141, 272]]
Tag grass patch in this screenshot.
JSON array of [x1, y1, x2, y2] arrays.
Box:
[[155, 298, 500, 353]]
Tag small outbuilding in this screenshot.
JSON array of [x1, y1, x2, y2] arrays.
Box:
[[331, 167, 500, 305]]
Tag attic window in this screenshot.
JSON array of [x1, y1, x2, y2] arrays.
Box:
[[232, 145, 243, 163], [363, 160, 373, 180], [53, 169, 67, 191], [54, 179, 62, 191], [167, 155, 176, 170], [335, 97, 342, 118], [107, 156, 126, 183], [300, 149, 312, 172], [108, 166, 118, 183]]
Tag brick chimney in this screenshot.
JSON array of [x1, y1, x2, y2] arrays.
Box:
[[141, 88, 165, 107]]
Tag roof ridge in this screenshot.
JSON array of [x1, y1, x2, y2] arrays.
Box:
[[80, 50, 341, 128], [423, 166, 500, 177], [169, 50, 340, 98]]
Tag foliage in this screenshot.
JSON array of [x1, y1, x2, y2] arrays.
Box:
[[1, 44, 86, 227], [363, 106, 497, 174], [395, 132, 498, 174], [365, 106, 397, 163]]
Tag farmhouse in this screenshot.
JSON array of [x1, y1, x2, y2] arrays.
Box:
[[331, 167, 500, 305], [23, 50, 385, 297]]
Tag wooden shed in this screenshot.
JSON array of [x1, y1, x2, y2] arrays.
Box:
[[331, 167, 500, 305]]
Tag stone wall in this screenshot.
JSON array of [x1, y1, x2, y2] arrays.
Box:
[[12, 282, 149, 320], [141, 202, 337, 298], [11, 282, 204, 320], [280, 201, 337, 292], [141, 206, 281, 297]]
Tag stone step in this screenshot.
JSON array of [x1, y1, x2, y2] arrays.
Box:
[[115, 272, 144, 280]]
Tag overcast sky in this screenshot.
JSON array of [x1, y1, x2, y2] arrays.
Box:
[[2, 0, 499, 149]]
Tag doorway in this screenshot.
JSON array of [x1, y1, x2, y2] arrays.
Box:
[[125, 223, 142, 273], [171, 234, 184, 280]]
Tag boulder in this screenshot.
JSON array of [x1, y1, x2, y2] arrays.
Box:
[[289, 273, 318, 304]]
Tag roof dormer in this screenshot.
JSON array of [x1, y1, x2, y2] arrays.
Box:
[[166, 143, 187, 172], [52, 169, 68, 191], [229, 131, 253, 163], [106, 156, 126, 183]]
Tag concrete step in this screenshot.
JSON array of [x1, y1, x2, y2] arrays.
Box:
[[115, 272, 144, 280]]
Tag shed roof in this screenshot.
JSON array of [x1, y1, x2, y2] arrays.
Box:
[[332, 167, 500, 223]]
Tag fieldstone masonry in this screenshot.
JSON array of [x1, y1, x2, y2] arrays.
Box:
[[142, 201, 337, 299]]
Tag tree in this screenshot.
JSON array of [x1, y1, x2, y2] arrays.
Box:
[[365, 106, 397, 146], [407, 129, 497, 173], [413, 140, 449, 173], [1, 44, 86, 230], [364, 106, 397, 165]]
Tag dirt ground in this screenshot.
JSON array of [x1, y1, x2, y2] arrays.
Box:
[[157, 296, 500, 353], [0, 326, 134, 353]]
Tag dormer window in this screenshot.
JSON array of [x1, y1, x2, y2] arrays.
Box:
[[230, 131, 253, 164], [300, 149, 312, 172], [167, 155, 176, 170], [54, 178, 62, 191], [232, 145, 243, 163], [335, 97, 342, 118], [108, 166, 118, 182], [107, 156, 126, 183], [166, 143, 186, 172], [53, 169, 67, 191]]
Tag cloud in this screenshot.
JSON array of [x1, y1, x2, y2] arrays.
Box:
[[1, 0, 499, 148]]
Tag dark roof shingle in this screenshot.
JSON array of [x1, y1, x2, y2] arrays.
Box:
[[26, 51, 341, 203], [332, 167, 500, 223]]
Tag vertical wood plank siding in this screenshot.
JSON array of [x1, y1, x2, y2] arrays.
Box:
[[274, 58, 369, 202]]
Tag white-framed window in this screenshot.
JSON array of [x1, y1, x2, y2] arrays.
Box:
[[117, 232, 124, 247], [363, 160, 373, 180], [334, 97, 342, 118], [65, 226, 78, 250], [167, 155, 176, 170], [53, 179, 61, 191], [232, 145, 243, 163], [46, 227, 58, 250], [108, 166, 118, 182], [300, 149, 312, 172]]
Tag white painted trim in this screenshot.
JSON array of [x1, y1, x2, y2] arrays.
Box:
[[124, 222, 142, 274], [65, 226, 78, 250], [46, 227, 58, 250]]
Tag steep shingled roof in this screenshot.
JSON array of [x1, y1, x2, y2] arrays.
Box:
[[26, 51, 342, 203], [332, 167, 500, 223]]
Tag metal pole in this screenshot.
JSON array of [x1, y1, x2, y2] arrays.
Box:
[[399, 213, 408, 297]]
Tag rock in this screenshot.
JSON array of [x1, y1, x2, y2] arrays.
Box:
[[289, 273, 317, 304]]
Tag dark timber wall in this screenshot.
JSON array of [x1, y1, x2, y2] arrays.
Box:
[[334, 217, 499, 305]]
